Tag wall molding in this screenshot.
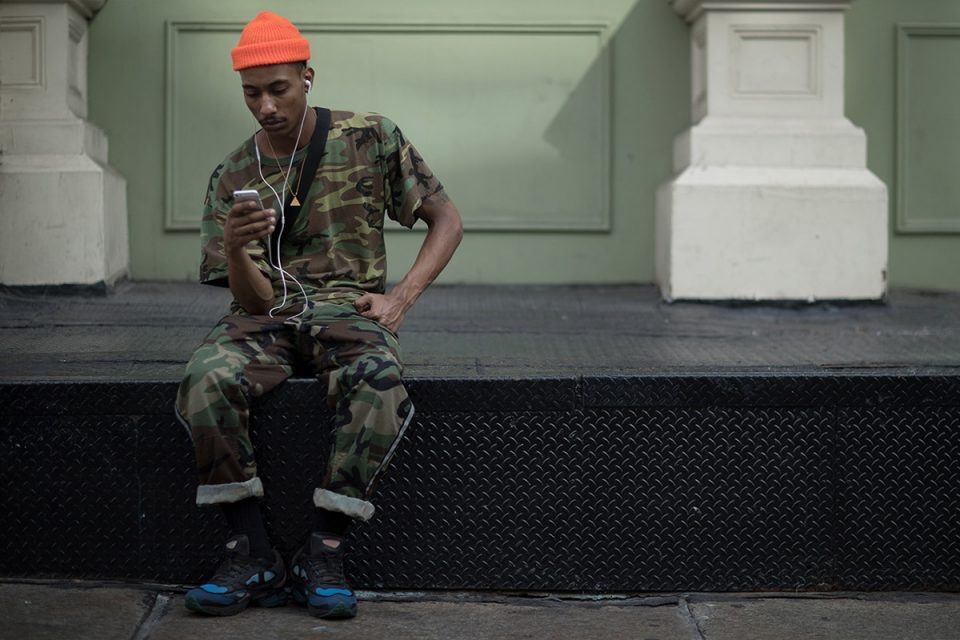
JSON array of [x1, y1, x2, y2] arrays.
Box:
[[68, 15, 86, 105], [896, 24, 960, 234], [0, 17, 44, 88], [730, 24, 822, 98], [165, 21, 239, 230], [164, 20, 612, 232]]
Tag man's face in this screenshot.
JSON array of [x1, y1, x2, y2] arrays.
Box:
[[239, 63, 309, 138]]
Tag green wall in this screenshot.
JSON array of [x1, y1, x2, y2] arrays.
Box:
[[88, 0, 688, 285], [846, 0, 960, 292], [88, 0, 959, 290]]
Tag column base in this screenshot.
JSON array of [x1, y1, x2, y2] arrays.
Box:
[[656, 166, 888, 302], [673, 117, 869, 172], [0, 152, 128, 287]]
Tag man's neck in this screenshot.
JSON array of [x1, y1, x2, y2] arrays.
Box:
[[258, 106, 316, 158]]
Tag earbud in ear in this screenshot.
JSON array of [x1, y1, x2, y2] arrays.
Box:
[[304, 79, 312, 93]]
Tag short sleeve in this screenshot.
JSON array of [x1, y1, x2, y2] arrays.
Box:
[[380, 116, 445, 229], [198, 163, 271, 287]]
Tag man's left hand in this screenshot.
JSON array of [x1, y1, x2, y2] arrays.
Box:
[[352, 192, 462, 337], [354, 292, 408, 334]]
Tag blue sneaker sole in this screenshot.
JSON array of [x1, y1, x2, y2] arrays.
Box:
[[309, 600, 357, 619], [184, 588, 288, 616], [185, 592, 249, 617], [290, 586, 357, 619]]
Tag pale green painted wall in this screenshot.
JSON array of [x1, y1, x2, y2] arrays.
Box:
[[846, 0, 960, 291], [88, 0, 960, 290], [88, 0, 688, 284]]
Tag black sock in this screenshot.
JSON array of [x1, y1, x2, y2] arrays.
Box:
[[221, 498, 272, 560], [313, 508, 352, 538]]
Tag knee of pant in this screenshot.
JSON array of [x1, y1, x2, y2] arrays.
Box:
[[178, 360, 243, 411], [348, 354, 403, 393]]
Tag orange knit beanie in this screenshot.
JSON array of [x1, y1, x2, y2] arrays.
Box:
[[231, 11, 310, 71]]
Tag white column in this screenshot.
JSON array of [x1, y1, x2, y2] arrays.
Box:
[[656, 0, 887, 301], [0, 0, 128, 287]]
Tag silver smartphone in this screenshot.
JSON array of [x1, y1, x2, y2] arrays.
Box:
[[231, 189, 272, 264], [232, 189, 264, 210]]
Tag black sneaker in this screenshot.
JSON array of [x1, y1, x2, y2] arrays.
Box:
[[290, 532, 358, 618], [184, 534, 288, 616]]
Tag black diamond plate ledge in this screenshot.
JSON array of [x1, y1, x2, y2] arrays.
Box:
[[2, 375, 960, 592]]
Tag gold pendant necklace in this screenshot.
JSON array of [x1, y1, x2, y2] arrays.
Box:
[[263, 132, 304, 207], [290, 167, 305, 207]]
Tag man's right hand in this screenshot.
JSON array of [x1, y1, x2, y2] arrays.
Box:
[[224, 200, 276, 257], [223, 199, 277, 314]]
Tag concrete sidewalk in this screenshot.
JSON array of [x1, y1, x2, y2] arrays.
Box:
[[4, 582, 960, 640]]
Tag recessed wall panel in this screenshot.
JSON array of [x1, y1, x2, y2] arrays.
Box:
[[733, 29, 818, 96], [897, 25, 960, 233], [0, 18, 42, 87]]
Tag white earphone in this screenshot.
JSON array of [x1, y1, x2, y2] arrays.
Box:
[[253, 95, 312, 319], [304, 78, 312, 93]]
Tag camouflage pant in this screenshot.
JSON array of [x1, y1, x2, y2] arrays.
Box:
[[174, 302, 413, 521]]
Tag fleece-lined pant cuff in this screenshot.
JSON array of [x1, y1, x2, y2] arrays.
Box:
[[313, 488, 375, 522], [196, 477, 264, 506]]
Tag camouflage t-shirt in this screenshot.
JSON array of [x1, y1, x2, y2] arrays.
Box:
[[199, 110, 444, 314]]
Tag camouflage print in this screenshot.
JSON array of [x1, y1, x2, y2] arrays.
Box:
[[199, 110, 445, 315], [175, 301, 412, 520], [180, 110, 441, 518]]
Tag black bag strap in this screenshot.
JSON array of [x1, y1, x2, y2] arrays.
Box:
[[271, 106, 331, 260]]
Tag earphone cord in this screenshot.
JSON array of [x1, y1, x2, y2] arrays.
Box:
[[255, 100, 311, 320]]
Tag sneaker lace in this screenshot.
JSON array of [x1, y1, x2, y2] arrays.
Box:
[[303, 550, 344, 586], [210, 554, 263, 585]]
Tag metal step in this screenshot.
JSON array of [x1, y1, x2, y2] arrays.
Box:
[[2, 374, 959, 591]]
